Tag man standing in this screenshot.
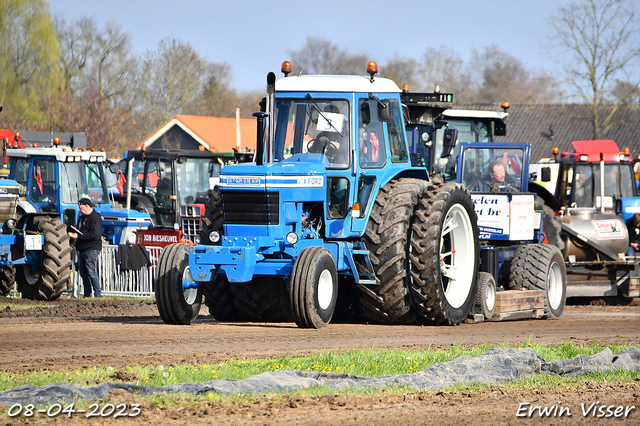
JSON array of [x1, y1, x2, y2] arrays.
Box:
[[69, 198, 103, 297]]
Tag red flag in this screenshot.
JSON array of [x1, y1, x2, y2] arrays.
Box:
[[117, 170, 126, 197], [369, 132, 380, 162], [35, 169, 43, 194]]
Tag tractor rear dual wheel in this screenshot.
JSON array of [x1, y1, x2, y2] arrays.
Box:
[[0, 265, 16, 296], [358, 179, 479, 326], [410, 182, 479, 325], [17, 216, 72, 301]]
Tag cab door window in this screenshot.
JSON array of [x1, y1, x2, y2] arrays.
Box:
[[387, 100, 408, 163], [30, 158, 57, 203]]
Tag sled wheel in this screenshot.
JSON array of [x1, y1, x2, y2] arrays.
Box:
[[289, 246, 338, 329], [510, 244, 567, 319], [475, 271, 496, 319], [156, 243, 202, 324]]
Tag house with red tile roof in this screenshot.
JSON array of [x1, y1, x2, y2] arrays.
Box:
[[139, 115, 257, 152]]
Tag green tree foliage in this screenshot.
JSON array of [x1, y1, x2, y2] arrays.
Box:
[[0, 0, 61, 123]]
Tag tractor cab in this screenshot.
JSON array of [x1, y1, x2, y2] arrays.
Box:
[[401, 90, 509, 181], [117, 148, 236, 245], [5, 143, 150, 245], [536, 140, 639, 219]]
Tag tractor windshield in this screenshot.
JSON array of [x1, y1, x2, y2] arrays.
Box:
[[273, 98, 350, 169], [60, 161, 108, 205], [434, 120, 491, 181], [571, 164, 635, 209], [176, 158, 220, 204], [460, 146, 525, 192]]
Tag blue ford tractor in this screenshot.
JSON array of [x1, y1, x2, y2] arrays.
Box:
[[155, 62, 481, 328], [4, 141, 151, 299]]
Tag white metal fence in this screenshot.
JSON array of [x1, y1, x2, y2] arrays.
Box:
[[74, 245, 162, 298]]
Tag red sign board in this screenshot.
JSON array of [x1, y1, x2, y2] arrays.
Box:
[[136, 229, 182, 248]]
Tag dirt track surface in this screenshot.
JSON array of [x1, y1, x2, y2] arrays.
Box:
[[1, 297, 639, 425]]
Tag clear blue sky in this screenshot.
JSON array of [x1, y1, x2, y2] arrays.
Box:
[[46, 0, 577, 92]]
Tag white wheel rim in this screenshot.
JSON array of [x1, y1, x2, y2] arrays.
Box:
[[547, 262, 564, 310], [317, 269, 334, 310], [440, 203, 475, 308], [485, 279, 496, 312], [183, 266, 198, 305]]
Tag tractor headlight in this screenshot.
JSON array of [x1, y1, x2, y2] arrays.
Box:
[[193, 235, 201, 244], [208, 231, 221, 243], [5, 218, 16, 229], [286, 232, 298, 245]]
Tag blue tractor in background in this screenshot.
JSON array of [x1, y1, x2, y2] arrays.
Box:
[[3, 140, 151, 300], [155, 62, 481, 328], [455, 142, 567, 320], [0, 140, 71, 300]]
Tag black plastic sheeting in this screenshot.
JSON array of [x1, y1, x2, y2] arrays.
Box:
[[1, 347, 639, 407]]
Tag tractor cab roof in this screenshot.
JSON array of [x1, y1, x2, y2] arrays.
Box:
[[125, 148, 235, 161], [557, 140, 632, 163], [276, 75, 401, 94], [5, 146, 107, 162]]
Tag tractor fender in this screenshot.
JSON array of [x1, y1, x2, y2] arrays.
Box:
[[17, 200, 37, 215], [528, 180, 561, 212]]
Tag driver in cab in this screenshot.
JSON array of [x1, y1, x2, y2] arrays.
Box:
[[475, 160, 517, 192], [308, 104, 348, 165]]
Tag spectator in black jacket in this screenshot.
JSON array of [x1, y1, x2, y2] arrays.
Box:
[[626, 213, 640, 258], [69, 198, 103, 297]]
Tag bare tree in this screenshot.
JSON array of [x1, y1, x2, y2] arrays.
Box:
[[288, 37, 368, 75], [549, 0, 640, 138], [473, 45, 563, 103], [381, 55, 422, 90], [611, 79, 640, 104], [421, 46, 476, 100], [54, 15, 96, 93]]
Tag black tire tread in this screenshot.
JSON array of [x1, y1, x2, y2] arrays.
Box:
[[509, 243, 567, 319], [17, 216, 72, 301], [155, 243, 202, 325], [202, 276, 239, 321], [410, 182, 480, 325], [358, 179, 427, 324]]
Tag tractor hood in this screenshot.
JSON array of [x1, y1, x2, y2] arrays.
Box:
[[96, 207, 152, 227], [219, 155, 328, 196]]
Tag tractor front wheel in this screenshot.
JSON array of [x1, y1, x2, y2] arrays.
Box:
[[289, 246, 338, 329], [156, 243, 202, 324], [0, 265, 16, 296], [17, 216, 72, 301]]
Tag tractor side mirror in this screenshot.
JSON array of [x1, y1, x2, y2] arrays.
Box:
[[540, 167, 551, 182], [441, 129, 458, 158], [157, 162, 166, 179], [495, 120, 506, 136], [360, 102, 371, 125], [378, 99, 392, 122]]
